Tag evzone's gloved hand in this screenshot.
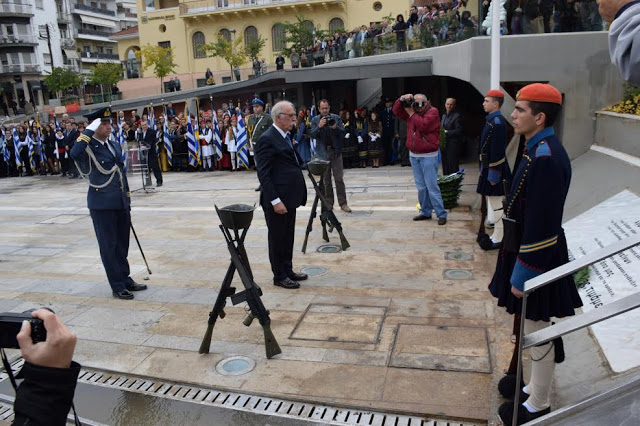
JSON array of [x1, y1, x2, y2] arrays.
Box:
[[87, 118, 102, 132], [357, 135, 363, 144], [345, 133, 350, 139]]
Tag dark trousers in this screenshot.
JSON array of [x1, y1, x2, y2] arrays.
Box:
[[322, 147, 347, 207], [148, 154, 163, 184], [441, 140, 460, 175], [262, 204, 296, 281], [90, 209, 131, 292], [382, 132, 394, 165]]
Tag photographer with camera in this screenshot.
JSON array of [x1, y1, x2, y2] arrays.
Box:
[[309, 99, 352, 213], [393, 93, 447, 225], [9, 308, 80, 425]]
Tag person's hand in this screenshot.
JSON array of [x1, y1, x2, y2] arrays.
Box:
[[273, 202, 288, 215], [596, 0, 630, 23], [511, 286, 524, 298], [17, 309, 77, 369], [401, 94, 413, 101], [318, 116, 327, 128], [345, 133, 350, 139], [394, 133, 400, 138], [87, 118, 101, 132]]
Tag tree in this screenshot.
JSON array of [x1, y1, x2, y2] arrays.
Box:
[[245, 35, 266, 61], [136, 44, 177, 93], [89, 62, 123, 101], [279, 15, 329, 57], [43, 67, 84, 99], [202, 35, 247, 82]]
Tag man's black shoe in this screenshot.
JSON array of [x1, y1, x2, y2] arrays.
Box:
[[274, 277, 300, 289], [126, 282, 148, 291], [113, 289, 134, 300], [413, 214, 431, 221], [255, 185, 261, 192], [156, 182, 163, 187], [288, 272, 308, 281], [438, 217, 447, 225], [498, 401, 550, 425], [498, 374, 528, 401]]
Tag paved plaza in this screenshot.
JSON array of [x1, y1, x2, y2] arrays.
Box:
[[0, 164, 518, 423]]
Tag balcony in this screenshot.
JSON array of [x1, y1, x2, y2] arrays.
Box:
[[0, 2, 34, 17], [77, 28, 113, 38], [61, 38, 76, 48], [79, 51, 120, 60], [0, 63, 41, 75], [0, 34, 39, 47], [179, 0, 341, 16], [74, 3, 116, 16]]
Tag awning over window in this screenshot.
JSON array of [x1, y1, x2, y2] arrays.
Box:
[[63, 48, 79, 59], [79, 15, 117, 28]]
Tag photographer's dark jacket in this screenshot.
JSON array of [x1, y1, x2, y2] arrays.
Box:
[[392, 99, 440, 154], [70, 128, 130, 210], [476, 111, 511, 196], [13, 361, 81, 426], [309, 113, 345, 157]]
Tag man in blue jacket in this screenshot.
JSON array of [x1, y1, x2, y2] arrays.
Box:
[[71, 107, 148, 300]]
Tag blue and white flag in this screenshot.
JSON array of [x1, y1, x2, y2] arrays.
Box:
[[118, 117, 127, 170], [27, 131, 36, 173], [212, 111, 222, 159], [163, 107, 172, 167], [310, 104, 317, 157], [1, 130, 8, 164], [186, 106, 198, 167], [54, 116, 61, 131], [12, 127, 22, 167], [236, 112, 249, 170], [36, 129, 46, 165], [148, 105, 160, 158]]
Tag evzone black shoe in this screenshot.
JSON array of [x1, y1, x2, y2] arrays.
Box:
[[113, 289, 134, 300], [498, 374, 528, 401], [125, 282, 148, 291], [274, 277, 300, 289], [288, 272, 308, 281], [498, 401, 550, 425]]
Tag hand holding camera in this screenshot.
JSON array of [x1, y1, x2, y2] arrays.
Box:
[[17, 309, 77, 369]]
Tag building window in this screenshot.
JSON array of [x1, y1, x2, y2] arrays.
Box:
[[329, 18, 344, 33], [43, 53, 51, 66], [219, 29, 231, 42], [302, 20, 314, 33], [244, 26, 257, 46], [35, 0, 43, 9], [192, 31, 205, 58], [106, 48, 113, 55], [158, 41, 171, 49], [145, 0, 155, 12], [97, 46, 104, 54], [271, 24, 285, 52], [83, 45, 91, 53]]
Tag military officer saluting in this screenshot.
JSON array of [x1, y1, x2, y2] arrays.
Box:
[[247, 97, 273, 191], [70, 107, 148, 300]]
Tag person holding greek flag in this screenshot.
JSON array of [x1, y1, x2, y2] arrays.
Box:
[[1, 128, 9, 177], [26, 125, 37, 175], [212, 110, 223, 168], [118, 116, 128, 171], [12, 125, 25, 174], [186, 105, 199, 168], [235, 112, 250, 170], [161, 108, 172, 169], [309, 104, 317, 157]]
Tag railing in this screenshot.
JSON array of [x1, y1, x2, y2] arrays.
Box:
[[74, 3, 116, 16], [0, 2, 34, 15], [0, 34, 39, 45], [179, 0, 323, 15], [79, 52, 120, 60], [0, 64, 41, 74], [511, 234, 640, 426], [77, 28, 113, 38]]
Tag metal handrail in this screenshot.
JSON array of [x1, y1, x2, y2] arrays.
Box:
[[512, 233, 640, 426]]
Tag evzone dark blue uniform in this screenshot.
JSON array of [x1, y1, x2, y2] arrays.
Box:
[[70, 107, 147, 299], [477, 110, 512, 247]]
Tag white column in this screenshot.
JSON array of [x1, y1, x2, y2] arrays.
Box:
[[490, 0, 502, 90]]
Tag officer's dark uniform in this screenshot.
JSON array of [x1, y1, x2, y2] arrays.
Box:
[[477, 111, 511, 196], [70, 107, 147, 299], [380, 101, 396, 165]]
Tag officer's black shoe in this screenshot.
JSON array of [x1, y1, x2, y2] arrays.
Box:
[[113, 289, 134, 300], [126, 282, 148, 291], [498, 374, 528, 401], [255, 185, 261, 192], [274, 277, 300, 289], [288, 272, 308, 281], [498, 401, 550, 425]]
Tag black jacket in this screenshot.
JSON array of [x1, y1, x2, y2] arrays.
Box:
[[441, 111, 463, 145], [256, 125, 307, 211], [308, 113, 345, 157], [138, 128, 158, 158]]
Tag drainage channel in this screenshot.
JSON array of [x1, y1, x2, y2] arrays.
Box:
[[1, 358, 481, 426]]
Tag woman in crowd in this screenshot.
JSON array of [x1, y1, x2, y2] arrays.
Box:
[[225, 115, 239, 171], [341, 110, 358, 169], [354, 108, 368, 168], [43, 124, 58, 175], [393, 14, 409, 52], [295, 110, 311, 165], [367, 110, 383, 168]]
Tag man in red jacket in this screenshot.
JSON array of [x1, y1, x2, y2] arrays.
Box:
[[393, 93, 447, 225]]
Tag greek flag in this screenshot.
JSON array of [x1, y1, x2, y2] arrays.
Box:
[[54, 116, 61, 131], [163, 107, 172, 167], [212, 111, 222, 159], [118, 117, 127, 170], [27, 131, 36, 173], [1, 131, 9, 164], [12, 127, 22, 167], [36, 129, 46, 165], [310, 104, 317, 157], [148, 105, 160, 158], [53, 116, 63, 160], [186, 106, 198, 167], [236, 112, 249, 170]]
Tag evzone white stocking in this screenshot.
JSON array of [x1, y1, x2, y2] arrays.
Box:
[[486, 195, 504, 243], [230, 153, 237, 170], [523, 319, 554, 412]]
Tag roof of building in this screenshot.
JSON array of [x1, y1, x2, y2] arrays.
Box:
[[109, 26, 139, 40]]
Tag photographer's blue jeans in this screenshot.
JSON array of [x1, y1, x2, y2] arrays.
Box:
[[410, 155, 446, 219]]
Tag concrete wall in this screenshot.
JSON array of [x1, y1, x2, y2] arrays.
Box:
[[594, 111, 640, 158]]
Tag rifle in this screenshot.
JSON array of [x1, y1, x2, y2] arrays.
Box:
[[301, 187, 321, 253], [308, 172, 350, 251]]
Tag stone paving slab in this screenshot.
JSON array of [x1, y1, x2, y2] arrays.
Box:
[[0, 163, 514, 424]]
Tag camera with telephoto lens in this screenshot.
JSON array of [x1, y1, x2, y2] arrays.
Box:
[[401, 97, 414, 108], [0, 309, 48, 349], [326, 116, 336, 126]]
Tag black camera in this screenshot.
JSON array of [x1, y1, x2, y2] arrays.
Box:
[[326, 117, 336, 126], [0, 312, 47, 349], [401, 98, 414, 108]]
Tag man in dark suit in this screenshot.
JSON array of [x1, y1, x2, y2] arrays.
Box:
[[65, 122, 79, 178], [255, 101, 308, 289], [441, 97, 464, 175], [70, 107, 148, 300], [138, 120, 163, 186], [380, 97, 396, 165]]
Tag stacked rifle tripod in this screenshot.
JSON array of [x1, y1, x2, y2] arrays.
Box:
[[199, 204, 281, 359]]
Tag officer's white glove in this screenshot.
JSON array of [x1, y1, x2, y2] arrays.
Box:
[[345, 133, 350, 139], [357, 135, 363, 144], [87, 118, 102, 132]]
